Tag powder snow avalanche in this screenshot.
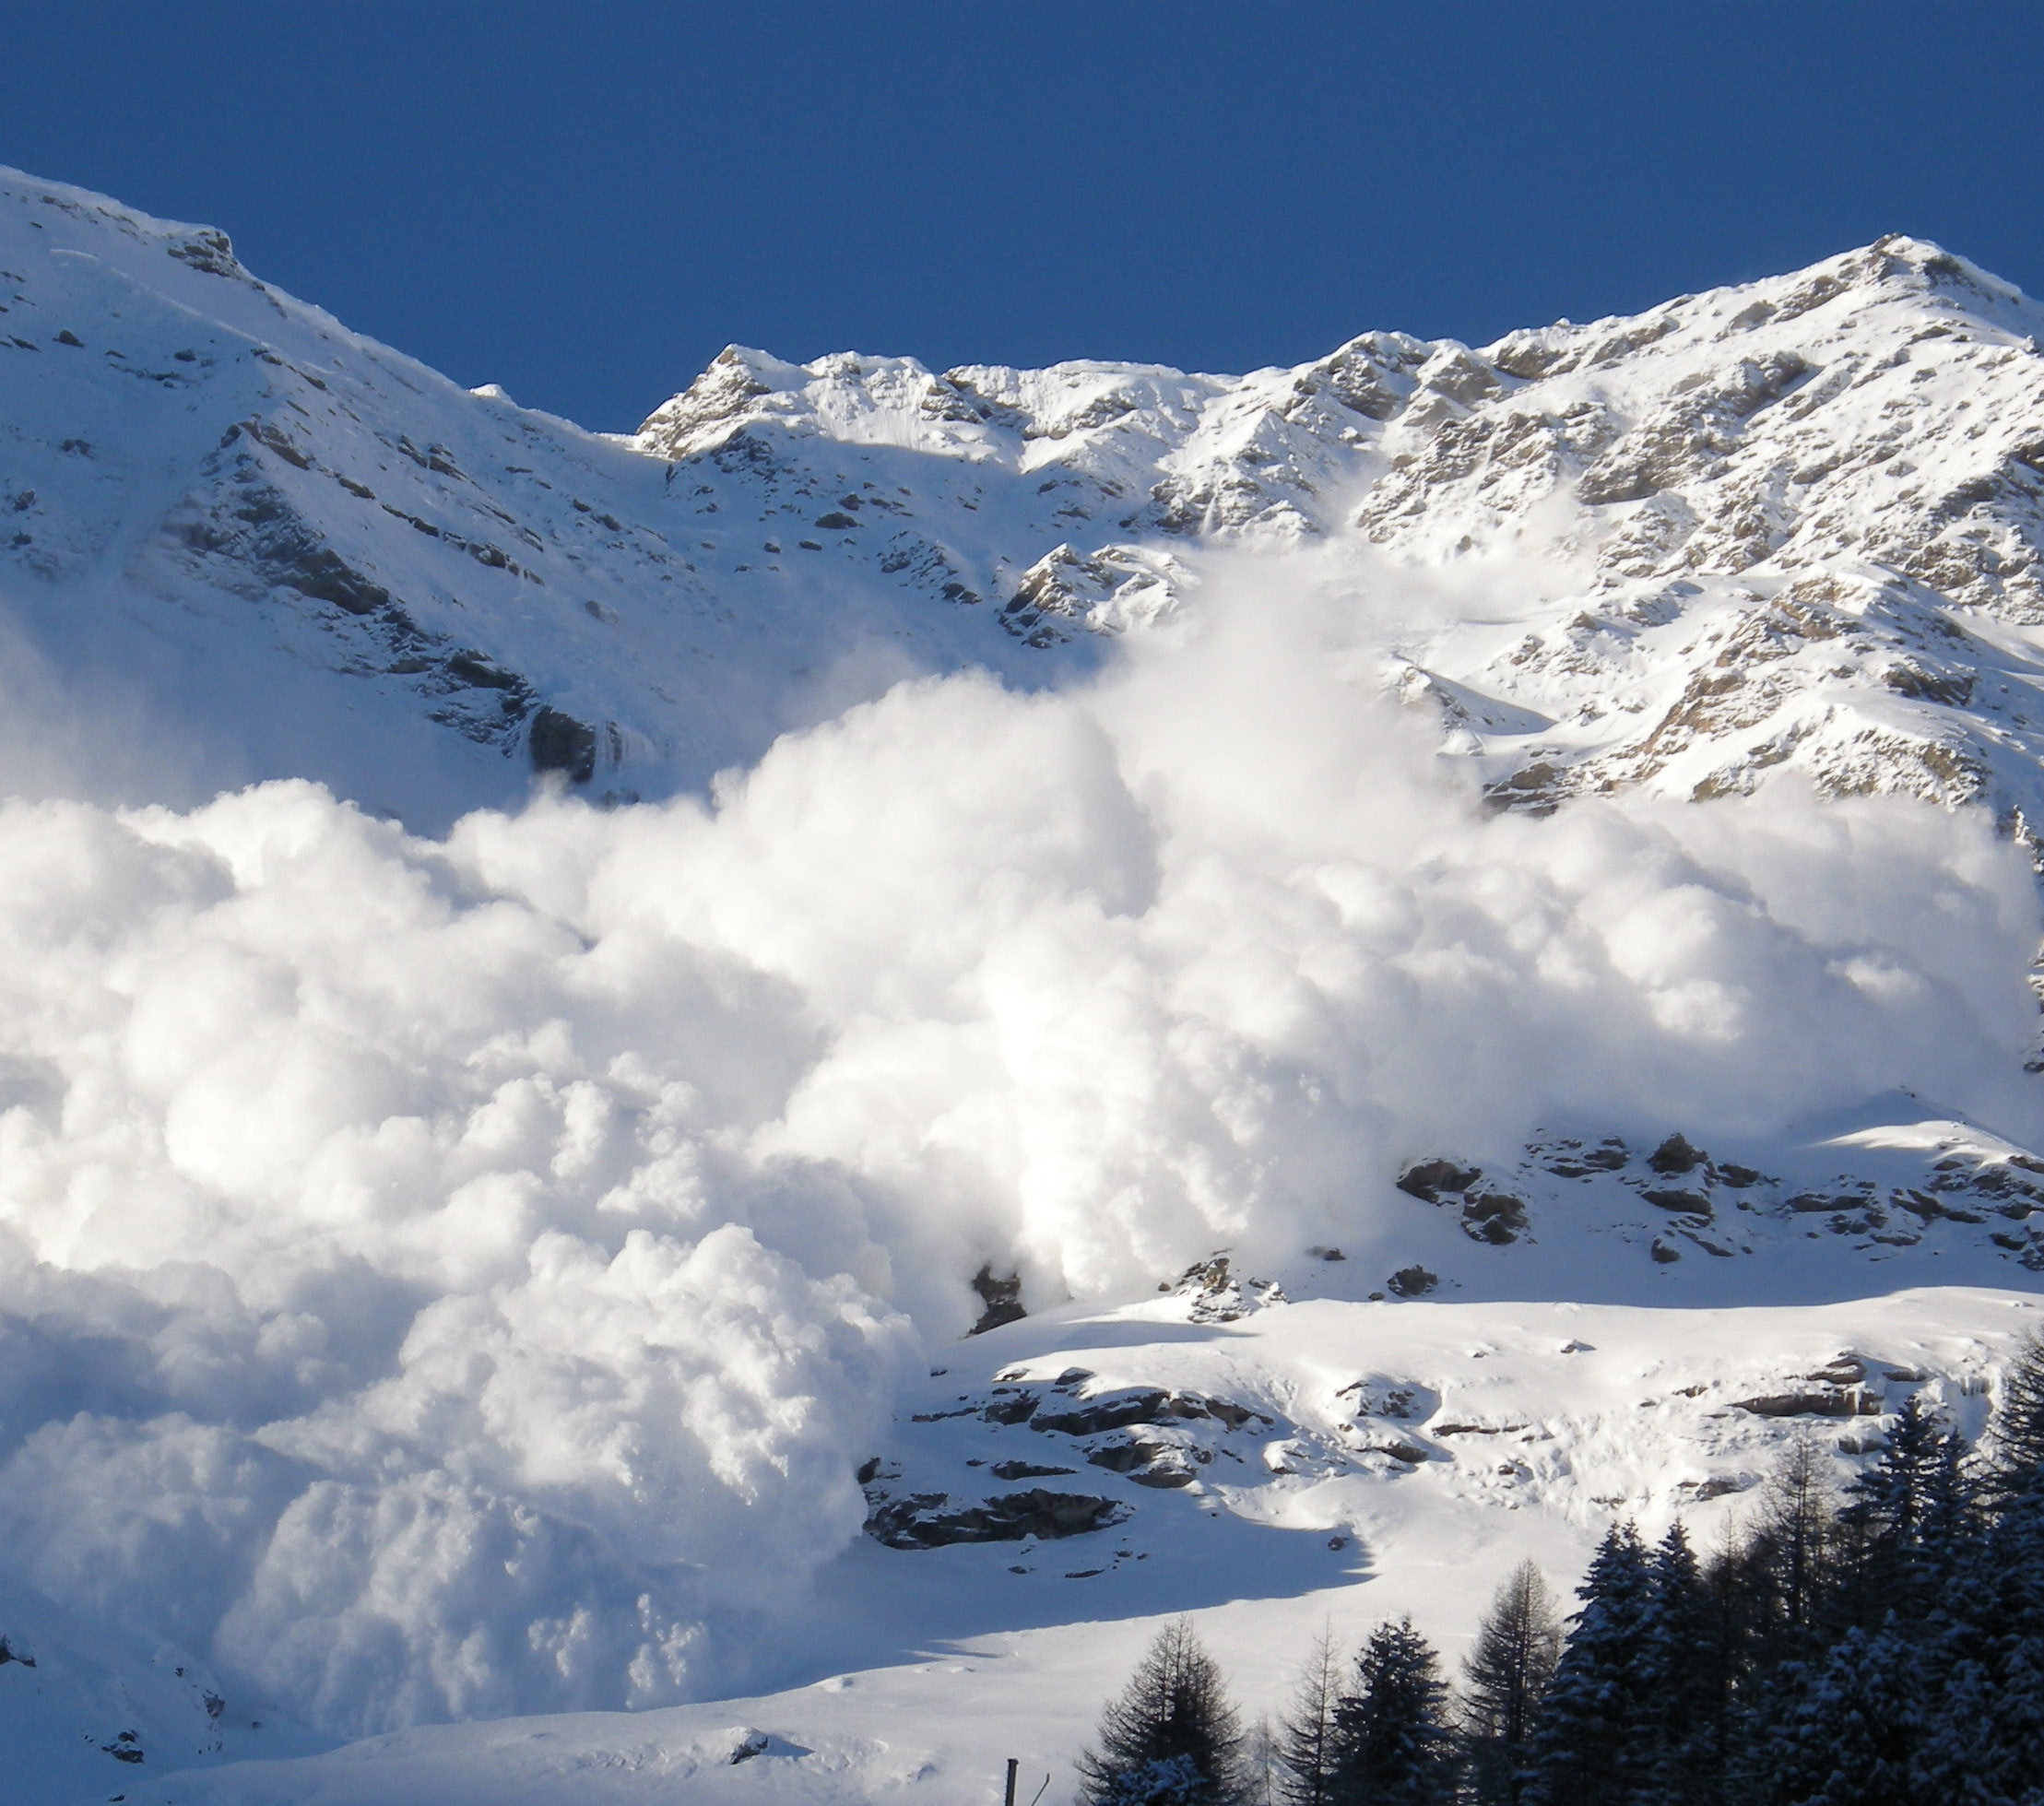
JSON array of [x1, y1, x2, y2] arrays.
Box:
[[2, 167, 2044, 1803]]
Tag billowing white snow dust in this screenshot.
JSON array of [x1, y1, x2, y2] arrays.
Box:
[[0, 554, 2035, 1732]]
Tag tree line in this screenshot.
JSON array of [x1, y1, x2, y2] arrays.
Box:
[[1073, 1330, 2044, 1806]]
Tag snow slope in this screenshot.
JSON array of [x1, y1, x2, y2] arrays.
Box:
[[4, 167, 2044, 1803], [119, 1283, 2040, 1806], [0, 172, 1092, 826]]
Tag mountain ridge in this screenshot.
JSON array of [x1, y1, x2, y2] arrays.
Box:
[[8, 164, 2044, 844], [629, 234, 2044, 835]]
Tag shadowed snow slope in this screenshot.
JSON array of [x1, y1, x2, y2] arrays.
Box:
[[3, 166, 2044, 1804]]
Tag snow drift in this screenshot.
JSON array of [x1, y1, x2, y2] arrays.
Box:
[[0, 550, 2035, 1734]]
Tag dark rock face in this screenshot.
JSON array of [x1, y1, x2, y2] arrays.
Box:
[[158, 452, 614, 772], [173, 474, 395, 619], [1359, 1438, 1432, 1465], [1732, 1354, 1884, 1417], [990, 1458, 1074, 1481], [166, 228, 245, 278], [1397, 1161, 1530, 1244], [863, 1487, 1128, 1549], [528, 707, 597, 783], [1387, 1265, 1438, 1299], [969, 1264, 1026, 1336], [1732, 1387, 1884, 1419], [861, 1365, 1274, 1546], [1396, 1160, 1482, 1202], [1031, 1388, 1173, 1437], [1460, 1192, 1530, 1244], [1083, 1435, 1172, 1474], [1648, 1134, 1707, 1175]]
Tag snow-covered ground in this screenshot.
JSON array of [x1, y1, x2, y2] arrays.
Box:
[[94, 1282, 2038, 1805], [3, 165, 2044, 1805]]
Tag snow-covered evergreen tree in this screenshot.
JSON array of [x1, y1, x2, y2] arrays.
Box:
[[1837, 1393, 1972, 1628], [1638, 1524, 1716, 1806], [1078, 1620, 1251, 1806], [1326, 1618, 1457, 1806], [1937, 1419, 2044, 1800], [1525, 1522, 1657, 1806], [1762, 1624, 1936, 1806], [1984, 1330, 2044, 1501], [1091, 1754, 1213, 1806]]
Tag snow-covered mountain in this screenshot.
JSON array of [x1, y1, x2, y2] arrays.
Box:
[[628, 235, 2044, 836], [10, 167, 2044, 836], [6, 165, 2044, 1803]]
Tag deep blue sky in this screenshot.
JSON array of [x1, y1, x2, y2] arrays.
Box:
[[4, 4, 2039, 431]]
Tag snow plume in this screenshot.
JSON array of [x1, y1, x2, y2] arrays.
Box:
[[0, 548, 2037, 1734]]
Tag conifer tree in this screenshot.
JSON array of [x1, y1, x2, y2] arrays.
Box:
[[1078, 1620, 1251, 1806], [1762, 1624, 1935, 1806], [1845, 1392, 1944, 1543], [1695, 1539, 1773, 1797], [1836, 1393, 1964, 1626], [1459, 1561, 1560, 1806], [1327, 1618, 1457, 1806], [1638, 1523, 1716, 1806], [1722, 1429, 1840, 1705], [1244, 1717, 1282, 1806], [1982, 1328, 2044, 1500], [1757, 1431, 1835, 1645], [1908, 1649, 2002, 1806], [1276, 1627, 1344, 1806], [1916, 1421, 1978, 1573], [1524, 1522, 1656, 1806], [1935, 1378, 2044, 1801]]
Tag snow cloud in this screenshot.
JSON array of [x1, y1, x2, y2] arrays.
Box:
[[0, 548, 2035, 1733]]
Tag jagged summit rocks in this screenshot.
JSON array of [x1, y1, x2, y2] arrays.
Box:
[[628, 234, 2044, 832], [6, 166, 2044, 832]]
